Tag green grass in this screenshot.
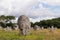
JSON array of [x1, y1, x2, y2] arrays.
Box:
[[0, 29, 60, 40]]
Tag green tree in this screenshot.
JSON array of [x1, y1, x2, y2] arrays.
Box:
[[6, 16, 15, 20], [0, 15, 16, 28], [33, 17, 60, 28]]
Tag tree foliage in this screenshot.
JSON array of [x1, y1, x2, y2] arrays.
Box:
[[0, 15, 16, 29], [6, 16, 15, 20], [31, 17, 60, 28]]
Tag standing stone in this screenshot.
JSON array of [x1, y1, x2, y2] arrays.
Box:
[[41, 27, 44, 29], [51, 26, 54, 31], [34, 25, 40, 30], [4, 26, 12, 31], [18, 15, 31, 35], [48, 26, 54, 32], [14, 25, 19, 30], [0, 26, 3, 30]]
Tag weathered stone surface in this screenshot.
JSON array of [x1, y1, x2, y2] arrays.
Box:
[[14, 25, 19, 30], [34, 25, 40, 30], [0, 26, 3, 30], [48, 26, 54, 32], [17, 15, 31, 35], [4, 26, 12, 31], [41, 27, 44, 29]]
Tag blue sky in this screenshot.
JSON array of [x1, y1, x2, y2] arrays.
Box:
[[0, 0, 60, 22]]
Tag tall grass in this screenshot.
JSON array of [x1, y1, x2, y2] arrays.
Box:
[[0, 29, 60, 40]]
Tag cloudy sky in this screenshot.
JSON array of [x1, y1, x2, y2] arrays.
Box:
[[0, 0, 60, 22]]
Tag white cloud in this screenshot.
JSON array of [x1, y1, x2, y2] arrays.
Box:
[[43, 0, 60, 5], [0, 0, 39, 16], [0, 0, 60, 23]]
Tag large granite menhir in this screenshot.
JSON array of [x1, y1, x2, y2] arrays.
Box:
[[18, 15, 31, 35]]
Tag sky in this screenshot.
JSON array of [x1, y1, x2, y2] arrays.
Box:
[[0, 0, 60, 23]]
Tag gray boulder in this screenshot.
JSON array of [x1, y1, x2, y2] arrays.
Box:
[[34, 25, 40, 30], [17, 15, 31, 35], [48, 26, 54, 32]]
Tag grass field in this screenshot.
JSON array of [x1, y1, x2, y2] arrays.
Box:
[[0, 29, 60, 40]]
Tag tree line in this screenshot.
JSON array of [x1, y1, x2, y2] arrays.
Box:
[[0, 15, 16, 29], [31, 17, 60, 28], [0, 15, 60, 29]]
